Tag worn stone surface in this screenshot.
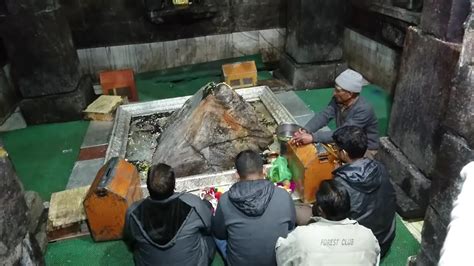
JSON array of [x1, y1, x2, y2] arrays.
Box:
[[279, 53, 347, 89], [24, 191, 44, 234], [285, 0, 346, 63], [0, 65, 18, 124], [376, 137, 431, 217], [20, 76, 95, 125], [420, 0, 470, 43], [0, 143, 44, 264], [429, 133, 473, 224], [391, 182, 425, 219], [443, 14, 474, 147], [60, 0, 286, 48], [388, 27, 461, 177], [348, 4, 414, 49], [417, 206, 448, 266], [2, 0, 81, 97], [24, 191, 48, 254], [153, 83, 273, 177], [0, 145, 28, 260]]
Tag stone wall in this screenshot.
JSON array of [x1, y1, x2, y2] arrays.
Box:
[[343, 28, 401, 92], [376, 0, 473, 264], [343, 0, 421, 92], [60, 0, 287, 49], [417, 2, 474, 263], [77, 28, 286, 76]]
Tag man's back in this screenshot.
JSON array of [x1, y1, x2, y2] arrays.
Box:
[[124, 193, 215, 266], [333, 159, 396, 254], [212, 179, 296, 266], [276, 217, 380, 266]]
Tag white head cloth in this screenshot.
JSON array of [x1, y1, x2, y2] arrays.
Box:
[[335, 69, 365, 93]]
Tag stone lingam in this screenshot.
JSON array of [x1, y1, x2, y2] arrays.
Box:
[[152, 83, 274, 177]]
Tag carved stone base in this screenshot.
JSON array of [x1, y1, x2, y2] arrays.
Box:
[[376, 137, 431, 219], [20, 76, 95, 125]]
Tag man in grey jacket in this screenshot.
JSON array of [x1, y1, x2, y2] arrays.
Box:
[[332, 126, 396, 257], [124, 163, 215, 266], [291, 69, 379, 158], [212, 150, 296, 266]]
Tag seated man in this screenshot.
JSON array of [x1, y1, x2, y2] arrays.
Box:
[[332, 125, 396, 256], [276, 180, 380, 265], [124, 163, 215, 266], [291, 69, 379, 158], [212, 150, 296, 266]]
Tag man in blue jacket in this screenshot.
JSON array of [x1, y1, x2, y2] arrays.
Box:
[[124, 163, 215, 266], [212, 150, 296, 266], [332, 125, 396, 257], [291, 69, 379, 158]]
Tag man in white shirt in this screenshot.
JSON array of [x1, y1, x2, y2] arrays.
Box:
[[275, 180, 380, 266]]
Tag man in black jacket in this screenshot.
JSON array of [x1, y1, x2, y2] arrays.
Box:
[[124, 163, 215, 266], [291, 69, 379, 158], [332, 125, 396, 257], [212, 150, 296, 266]]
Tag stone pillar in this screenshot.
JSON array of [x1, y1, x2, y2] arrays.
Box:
[[376, 0, 470, 221], [279, 0, 348, 89], [417, 3, 474, 264], [1, 0, 94, 124], [0, 140, 46, 264]]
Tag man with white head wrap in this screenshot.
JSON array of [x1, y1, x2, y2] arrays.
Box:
[[291, 69, 379, 158]]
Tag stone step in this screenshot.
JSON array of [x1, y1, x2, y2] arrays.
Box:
[[392, 181, 426, 219]]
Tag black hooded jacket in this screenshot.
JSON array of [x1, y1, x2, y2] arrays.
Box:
[[333, 158, 396, 248], [212, 179, 296, 266], [124, 193, 215, 266]]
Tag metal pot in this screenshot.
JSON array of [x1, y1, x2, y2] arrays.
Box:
[[276, 123, 303, 142]]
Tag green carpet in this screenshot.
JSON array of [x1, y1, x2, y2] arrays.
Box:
[[45, 214, 419, 266], [0, 54, 417, 265], [381, 216, 420, 265], [0, 121, 89, 201]]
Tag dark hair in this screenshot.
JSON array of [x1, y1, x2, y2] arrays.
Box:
[[147, 163, 175, 200], [332, 125, 367, 159], [313, 180, 350, 221], [235, 150, 263, 179]]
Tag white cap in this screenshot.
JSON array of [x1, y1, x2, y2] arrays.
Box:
[[335, 69, 364, 93]]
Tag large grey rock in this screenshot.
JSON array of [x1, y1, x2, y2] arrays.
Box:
[[20, 76, 95, 125], [376, 137, 431, 218], [279, 53, 347, 89], [24, 191, 44, 234], [0, 143, 44, 264], [3, 0, 82, 97], [153, 83, 273, 177], [285, 0, 346, 63], [388, 27, 461, 177], [420, 0, 470, 43], [24, 191, 48, 254]]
